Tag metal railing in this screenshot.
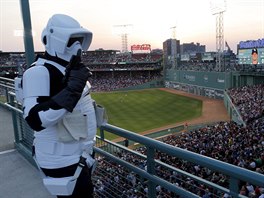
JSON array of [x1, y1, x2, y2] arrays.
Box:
[[1, 76, 264, 198], [0, 76, 15, 104], [223, 91, 246, 127]]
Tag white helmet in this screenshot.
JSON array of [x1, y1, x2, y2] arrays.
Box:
[[41, 14, 92, 62]]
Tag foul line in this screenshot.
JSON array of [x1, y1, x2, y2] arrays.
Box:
[[0, 149, 16, 155]]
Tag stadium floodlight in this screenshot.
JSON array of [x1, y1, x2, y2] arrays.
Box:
[[210, 0, 226, 15], [210, 0, 226, 71], [112, 24, 133, 53]]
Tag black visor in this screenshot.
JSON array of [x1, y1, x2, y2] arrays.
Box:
[[67, 37, 84, 47]]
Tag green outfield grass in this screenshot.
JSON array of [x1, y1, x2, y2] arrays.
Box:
[[91, 89, 202, 140]]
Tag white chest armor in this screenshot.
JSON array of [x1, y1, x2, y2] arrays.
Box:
[[22, 58, 96, 169]]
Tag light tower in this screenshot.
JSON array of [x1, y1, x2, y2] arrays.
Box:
[[170, 26, 178, 69], [113, 24, 133, 53], [211, 0, 226, 71], [170, 26, 177, 39]]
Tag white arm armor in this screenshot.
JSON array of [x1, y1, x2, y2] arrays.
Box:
[[23, 66, 49, 99], [23, 66, 49, 118], [23, 65, 66, 131]]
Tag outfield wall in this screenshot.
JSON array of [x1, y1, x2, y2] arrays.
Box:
[[164, 70, 231, 89], [117, 78, 164, 91], [165, 69, 264, 91], [164, 70, 232, 99], [164, 69, 264, 124]]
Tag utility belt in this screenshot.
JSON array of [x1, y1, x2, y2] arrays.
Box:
[[35, 141, 81, 156], [34, 139, 94, 156]]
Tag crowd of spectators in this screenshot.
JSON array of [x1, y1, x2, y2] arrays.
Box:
[[227, 84, 264, 124], [0, 52, 163, 96], [177, 62, 238, 72], [155, 119, 264, 197], [93, 84, 264, 197], [94, 118, 264, 197], [0, 53, 25, 78], [178, 62, 217, 72], [89, 71, 162, 92], [82, 51, 163, 65], [0, 53, 25, 67], [87, 63, 162, 72]]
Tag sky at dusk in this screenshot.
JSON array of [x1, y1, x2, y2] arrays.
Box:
[[0, 0, 263, 53]]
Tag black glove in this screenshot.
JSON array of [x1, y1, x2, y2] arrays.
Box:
[[67, 65, 91, 93], [52, 64, 92, 112]]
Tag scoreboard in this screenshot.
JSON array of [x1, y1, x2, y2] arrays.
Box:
[[238, 38, 264, 64], [131, 44, 151, 54], [238, 48, 264, 64], [202, 52, 214, 61]]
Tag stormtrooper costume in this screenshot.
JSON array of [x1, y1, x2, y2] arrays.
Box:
[[22, 14, 96, 197]]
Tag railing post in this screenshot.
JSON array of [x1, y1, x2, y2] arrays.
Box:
[[19, 0, 35, 67], [100, 127, 104, 140], [146, 146, 156, 198], [9, 93, 20, 143], [229, 177, 239, 198], [4, 85, 9, 103]]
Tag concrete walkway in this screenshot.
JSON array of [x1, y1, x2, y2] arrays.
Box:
[[0, 106, 54, 198], [0, 106, 15, 152]]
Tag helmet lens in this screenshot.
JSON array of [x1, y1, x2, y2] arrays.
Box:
[[67, 37, 84, 47]]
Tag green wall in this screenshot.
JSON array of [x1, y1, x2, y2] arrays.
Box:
[[117, 79, 164, 91], [164, 69, 231, 90]]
